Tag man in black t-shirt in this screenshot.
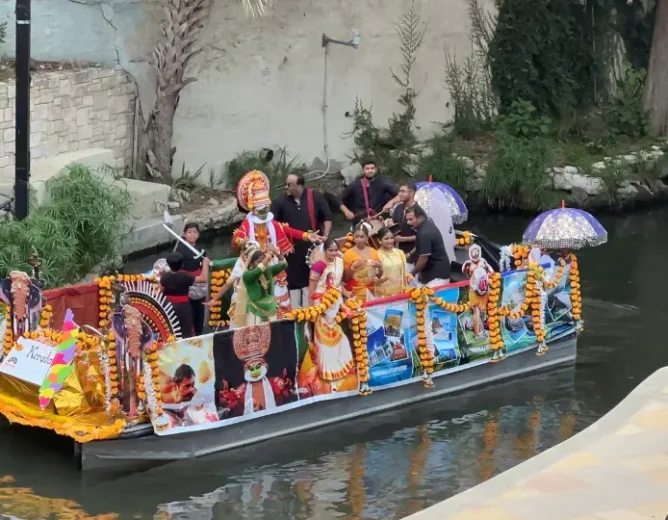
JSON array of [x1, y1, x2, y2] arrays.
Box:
[[386, 183, 417, 265], [272, 174, 331, 309], [405, 205, 451, 286], [339, 160, 400, 225]]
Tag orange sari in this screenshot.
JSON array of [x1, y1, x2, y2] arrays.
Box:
[[343, 247, 379, 302]]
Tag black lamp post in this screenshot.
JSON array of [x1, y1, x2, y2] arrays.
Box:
[[14, 0, 31, 220]]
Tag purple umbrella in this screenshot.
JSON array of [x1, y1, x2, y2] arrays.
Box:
[[522, 203, 608, 250], [415, 181, 468, 224]]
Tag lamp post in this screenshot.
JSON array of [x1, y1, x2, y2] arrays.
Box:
[[14, 0, 31, 220]]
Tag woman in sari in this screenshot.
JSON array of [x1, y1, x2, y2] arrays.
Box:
[[298, 238, 357, 394], [374, 227, 412, 297], [343, 222, 382, 302]]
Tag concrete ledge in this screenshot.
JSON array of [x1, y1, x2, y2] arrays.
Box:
[[404, 366, 668, 520]]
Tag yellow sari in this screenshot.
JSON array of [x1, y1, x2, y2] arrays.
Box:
[[376, 248, 407, 297], [343, 247, 379, 302]]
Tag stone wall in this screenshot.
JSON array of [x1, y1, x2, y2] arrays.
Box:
[[0, 68, 136, 179]]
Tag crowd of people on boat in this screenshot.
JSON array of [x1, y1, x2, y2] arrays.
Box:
[[156, 160, 455, 338]]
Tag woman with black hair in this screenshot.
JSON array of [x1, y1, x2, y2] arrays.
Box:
[[176, 222, 208, 335], [160, 251, 210, 338]]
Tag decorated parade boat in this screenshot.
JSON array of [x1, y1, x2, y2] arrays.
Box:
[[0, 175, 606, 471]]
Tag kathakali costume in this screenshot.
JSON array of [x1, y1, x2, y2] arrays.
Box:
[[232, 170, 314, 318], [462, 244, 494, 340]]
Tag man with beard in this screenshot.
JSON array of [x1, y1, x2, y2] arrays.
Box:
[[339, 160, 400, 225], [405, 205, 451, 286], [272, 174, 332, 310]]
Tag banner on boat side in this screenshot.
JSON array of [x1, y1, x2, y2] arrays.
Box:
[[0, 337, 57, 386]]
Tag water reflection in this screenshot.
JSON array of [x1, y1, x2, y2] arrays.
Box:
[[4, 208, 668, 519]]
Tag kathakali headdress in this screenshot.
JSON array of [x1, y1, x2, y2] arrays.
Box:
[[233, 323, 271, 371], [237, 170, 271, 212]]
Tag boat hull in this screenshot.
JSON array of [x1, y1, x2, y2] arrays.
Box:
[[80, 332, 576, 471]]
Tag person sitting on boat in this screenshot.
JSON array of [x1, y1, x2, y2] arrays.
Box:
[[175, 222, 208, 336], [160, 252, 210, 338], [233, 170, 322, 317], [374, 227, 413, 297], [405, 205, 451, 287], [343, 222, 382, 302], [205, 241, 260, 329], [298, 238, 358, 395], [385, 183, 418, 269], [242, 247, 289, 325], [339, 159, 401, 225]]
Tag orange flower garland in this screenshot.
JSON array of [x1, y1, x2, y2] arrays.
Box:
[[527, 263, 548, 355], [341, 233, 354, 253], [208, 269, 231, 328], [486, 272, 505, 362], [410, 288, 435, 385], [39, 304, 53, 329], [348, 298, 371, 394], [2, 304, 12, 356], [430, 296, 470, 314], [286, 287, 341, 323], [511, 245, 531, 269], [541, 257, 567, 290], [95, 274, 158, 329], [104, 332, 120, 407], [567, 254, 583, 330], [456, 231, 472, 247]]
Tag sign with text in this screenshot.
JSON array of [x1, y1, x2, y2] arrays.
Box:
[[0, 338, 55, 386]]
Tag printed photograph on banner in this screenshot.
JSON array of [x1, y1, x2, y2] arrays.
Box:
[[500, 270, 534, 353], [456, 277, 492, 359], [427, 287, 462, 371], [366, 303, 415, 387], [544, 262, 575, 340], [215, 321, 298, 418], [158, 334, 218, 428], [296, 309, 359, 399]]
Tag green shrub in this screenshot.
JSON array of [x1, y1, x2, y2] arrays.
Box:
[[223, 146, 306, 192], [0, 165, 132, 287], [484, 134, 555, 210], [417, 134, 471, 195], [601, 67, 649, 138], [498, 99, 552, 139]]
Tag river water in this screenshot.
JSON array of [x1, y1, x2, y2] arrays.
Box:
[[0, 208, 666, 520]]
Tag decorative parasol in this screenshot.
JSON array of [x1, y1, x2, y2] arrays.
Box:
[[415, 181, 468, 224], [522, 202, 607, 250]]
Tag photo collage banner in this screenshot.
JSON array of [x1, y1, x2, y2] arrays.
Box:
[[151, 263, 576, 435]]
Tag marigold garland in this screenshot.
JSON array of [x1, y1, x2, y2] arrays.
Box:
[[341, 233, 354, 253], [411, 287, 435, 386], [39, 304, 53, 329], [430, 297, 470, 314], [567, 254, 583, 330], [2, 304, 12, 357], [103, 332, 120, 406], [486, 272, 506, 362], [456, 231, 472, 247], [541, 257, 567, 289], [527, 263, 548, 355], [285, 287, 341, 323], [95, 274, 157, 330], [208, 268, 232, 328], [347, 298, 371, 394], [512, 244, 531, 269]]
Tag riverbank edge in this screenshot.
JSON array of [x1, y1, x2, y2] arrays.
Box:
[[402, 366, 668, 519]]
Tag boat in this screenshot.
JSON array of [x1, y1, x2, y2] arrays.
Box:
[[0, 226, 582, 471]]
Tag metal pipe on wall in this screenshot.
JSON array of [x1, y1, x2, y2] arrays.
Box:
[[14, 0, 31, 220]]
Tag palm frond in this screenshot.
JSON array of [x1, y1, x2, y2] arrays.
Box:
[[240, 0, 273, 18]]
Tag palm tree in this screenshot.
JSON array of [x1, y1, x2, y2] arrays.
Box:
[[148, 0, 275, 183], [643, 0, 668, 135]]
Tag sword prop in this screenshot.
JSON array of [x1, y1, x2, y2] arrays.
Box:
[[162, 224, 205, 259]]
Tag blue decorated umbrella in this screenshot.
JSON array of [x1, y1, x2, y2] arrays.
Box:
[[415, 180, 468, 225], [522, 202, 607, 250]]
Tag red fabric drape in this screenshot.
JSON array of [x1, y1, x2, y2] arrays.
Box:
[[42, 282, 100, 328]]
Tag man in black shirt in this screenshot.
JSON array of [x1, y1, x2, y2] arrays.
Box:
[[339, 160, 400, 225], [405, 205, 451, 286], [386, 183, 417, 265], [272, 173, 332, 309]]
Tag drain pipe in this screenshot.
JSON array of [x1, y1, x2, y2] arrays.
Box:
[[305, 30, 361, 184]]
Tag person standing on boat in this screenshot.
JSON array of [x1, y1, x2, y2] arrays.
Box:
[[385, 183, 417, 269], [272, 174, 332, 310], [298, 238, 358, 394], [242, 248, 289, 325], [160, 252, 210, 338], [339, 160, 401, 225], [233, 170, 322, 318], [405, 205, 451, 287], [343, 222, 382, 302], [374, 227, 413, 297], [175, 222, 208, 336]]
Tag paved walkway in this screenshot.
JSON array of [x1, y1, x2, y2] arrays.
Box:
[[405, 367, 668, 520]]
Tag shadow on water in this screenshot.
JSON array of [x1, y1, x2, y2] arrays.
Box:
[[1, 208, 668, 519]]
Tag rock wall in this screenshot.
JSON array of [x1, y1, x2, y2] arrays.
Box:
[[0, 68, 136, 179]]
